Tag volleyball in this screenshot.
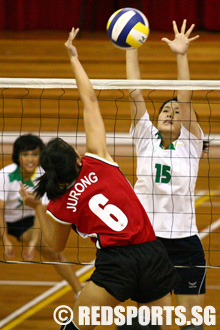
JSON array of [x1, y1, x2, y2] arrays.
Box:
[[106, 7, 149, 49]]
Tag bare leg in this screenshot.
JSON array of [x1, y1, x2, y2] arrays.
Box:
[[39, 235, 82, 294], [73, 280, 120, 330], [176, 294, 205, 328], [138, 293, 172, 330], [22, 228, 82, 294]]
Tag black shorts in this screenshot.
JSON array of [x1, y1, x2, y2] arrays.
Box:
[[157, 235, 206, 295], [7, 216, 35, 241], [90, 239, 180, 303]]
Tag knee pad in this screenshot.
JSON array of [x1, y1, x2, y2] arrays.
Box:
[[60, 319, 80, 330], [180, 325, 204, 330]]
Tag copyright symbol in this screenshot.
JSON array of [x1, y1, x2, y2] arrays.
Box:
[[53, 305, 74, 325]]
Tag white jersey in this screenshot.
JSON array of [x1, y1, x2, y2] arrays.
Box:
[[0, 163, 48, 223], [131, 112, 204, 239]]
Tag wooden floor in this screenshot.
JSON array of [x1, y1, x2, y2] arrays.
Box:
[[0, 30, 220, 330]]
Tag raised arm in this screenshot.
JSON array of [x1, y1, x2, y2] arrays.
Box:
[[162, 20, 201, 138], [126, 49, 147, 127], [65, 28, 113, 161]]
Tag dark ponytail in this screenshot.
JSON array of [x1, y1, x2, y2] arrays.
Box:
[[202, 140, 210, 152], [34, 170, 67, 200], [34, 138, 80, 200]]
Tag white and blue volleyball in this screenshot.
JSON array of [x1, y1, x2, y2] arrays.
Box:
[[107, 7, 149, 49]]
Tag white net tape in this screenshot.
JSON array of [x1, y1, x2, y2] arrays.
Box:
[[0, 78, 220, 90]]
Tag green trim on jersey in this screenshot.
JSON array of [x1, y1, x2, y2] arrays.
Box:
[[8, 166, 35, 187], [156, 132, 175, 150]]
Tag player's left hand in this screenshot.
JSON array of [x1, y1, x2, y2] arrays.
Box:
[[65, 27, 79, 58], [19, 182, 41, 209], [161, 19, 199, 55]]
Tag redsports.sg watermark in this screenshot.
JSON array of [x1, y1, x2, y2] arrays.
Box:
[[53, 305, 216, 326]]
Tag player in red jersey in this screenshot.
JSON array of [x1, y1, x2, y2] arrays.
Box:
[[20, 28, 180, 330]]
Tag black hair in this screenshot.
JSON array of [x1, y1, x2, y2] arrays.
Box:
[[34, 138, 80, 200], [158, 97, 209, 151], [158, 97, 178, 115], [12, 134, 45, 165]]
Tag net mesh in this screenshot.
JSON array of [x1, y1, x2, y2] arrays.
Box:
[[0, 78, 219, 268]]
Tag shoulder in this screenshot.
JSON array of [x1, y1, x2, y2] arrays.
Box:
[[0, 163, 17, 173], [0, 164, 19, 200], [0, 163, 18, 179], [178, 125, 204, 156], [84, 153, 119, 167], [179, 124, 204, 144], [131, 111, 150, 129], [130, 111, 157, 137]]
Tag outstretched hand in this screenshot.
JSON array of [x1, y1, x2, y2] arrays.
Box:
[[162, 19, 199, 55], [65, 27, 79, 58]]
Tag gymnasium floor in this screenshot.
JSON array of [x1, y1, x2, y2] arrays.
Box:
[[0, 29, 220, 329]]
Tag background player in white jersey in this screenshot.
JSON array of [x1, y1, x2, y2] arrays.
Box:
[[126, 20, 206, 329], [0, 134, 81, 295], [20, 28, 180, 330]]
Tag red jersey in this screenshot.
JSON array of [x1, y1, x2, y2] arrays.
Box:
[[47, 153, 156, 248]]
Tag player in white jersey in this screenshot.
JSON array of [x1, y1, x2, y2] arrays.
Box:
[[0, 134, 81, 295], [126, 20, 206, 329]]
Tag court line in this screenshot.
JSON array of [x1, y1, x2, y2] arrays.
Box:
[[199, 202, 220, 207], [199, 218, 220, 240], [195, 191, 214, 208], [0, 262, 95, 329], [0, 280, 60, 286], [1, 193, 220, 329], [195, 189, 219, 208], [207, 285, 220, 290]]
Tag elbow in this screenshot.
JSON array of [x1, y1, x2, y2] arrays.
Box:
[[53, 246, 65, 253], [178, 91, 192, 103], [129, 89, 143, 101], [44, 239, 65, 253], [86, 90, 97, 103], [51, 242, 65, 253]]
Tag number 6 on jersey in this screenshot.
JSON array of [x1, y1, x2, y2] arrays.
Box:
[[89, 193, 128, 232]]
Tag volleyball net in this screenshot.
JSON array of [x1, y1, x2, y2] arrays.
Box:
[[0, 78, 219, 268]]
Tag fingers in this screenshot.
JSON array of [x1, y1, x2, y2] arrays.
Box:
[[174, 20, 198, 38], [185, 23, 199, 42], [19, 182, 31, 200], [185, 23, 195, 37], [72, 27, 80, 39], [65, 27, 79, 47], [181, 19, 187, 34], [173, 21, 179, 34], [189, 35, 200, 42], [19, 182, 25, 197], [161, 37, 171, 44], [19, 181, 28, 190]]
